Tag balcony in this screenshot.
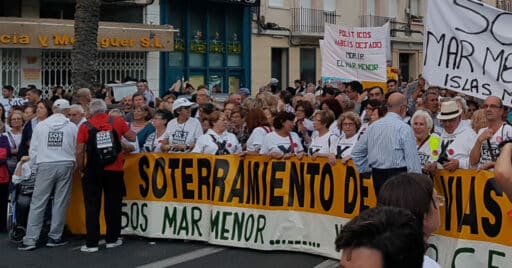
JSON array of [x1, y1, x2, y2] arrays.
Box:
[[291, 8, 336, 36]]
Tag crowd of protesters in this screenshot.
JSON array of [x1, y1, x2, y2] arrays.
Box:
[[2, 72, 512, 258]]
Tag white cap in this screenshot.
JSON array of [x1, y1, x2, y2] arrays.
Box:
[[53, 99, 70, 109], [172, 98, 196, 113]]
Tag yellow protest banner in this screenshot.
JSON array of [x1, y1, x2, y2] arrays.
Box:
[[65, 153, 512, 264]]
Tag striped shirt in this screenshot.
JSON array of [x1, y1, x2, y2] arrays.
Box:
[[351, 112, 422, 173]]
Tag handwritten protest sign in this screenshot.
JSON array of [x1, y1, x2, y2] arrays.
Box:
[[423, 0, 512, 106], [321, 23, 389, 82]]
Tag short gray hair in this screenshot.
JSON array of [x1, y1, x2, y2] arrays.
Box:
[[69, 104, 84, 114], [89, 99, 107, 115], [412, 110, 434, 133]]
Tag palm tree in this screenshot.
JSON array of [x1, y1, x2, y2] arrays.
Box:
[[71, 0, 101, 90]]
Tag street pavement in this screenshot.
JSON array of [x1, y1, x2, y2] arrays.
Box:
[[0, 234, 339, 268]]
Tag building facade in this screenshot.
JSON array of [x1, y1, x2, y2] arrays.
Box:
[[0, 0, 167, 98], [253, 0, 512, 90], [159, 0, 255, 95]]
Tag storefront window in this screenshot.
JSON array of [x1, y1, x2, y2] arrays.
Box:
[[209, 9, 225, 67], [228, 76, 240, 93], [227, 12, 242, 67], [189, 75, 205, 88], [189, 9, 206, 67], [208, 75, 223, 93]]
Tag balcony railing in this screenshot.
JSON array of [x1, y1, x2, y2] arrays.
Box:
[[291, 8, 336, 34], [359, 15, 396, 28]]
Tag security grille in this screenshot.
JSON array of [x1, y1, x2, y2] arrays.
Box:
[[41, 50, 73, 98], [41, 50, 147, 98], [0, 49, 21, 95]]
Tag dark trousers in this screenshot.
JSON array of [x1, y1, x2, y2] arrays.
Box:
[[82, 169, 125, 247], [0, 183, 8, 232], [371, 167, 407, 196]]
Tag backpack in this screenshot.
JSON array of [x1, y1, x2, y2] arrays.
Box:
[[85, 117, 122, 168]]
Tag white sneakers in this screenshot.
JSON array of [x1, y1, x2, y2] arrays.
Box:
[[81, 238, 123, 253], [80, 245, 99, 253], [106, 238, 123, 249]]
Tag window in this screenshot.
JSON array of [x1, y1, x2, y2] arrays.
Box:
[[300, 48, 316, 83], [269, 0, 284, 8], [300, 0, 311, 8], [410, 0, 419, 16], [324, 0, 336, 11], [271, 48, 288, 90], [0, 0, 21, 17]]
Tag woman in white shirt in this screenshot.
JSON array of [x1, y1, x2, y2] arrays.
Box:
[[245, 108, 273, 154], [192, 111, 241, 155], [260, 111, 305, 160], [309, 110, 338, 160], [330, 111, 361, 165], [141, 109, 172, 152]]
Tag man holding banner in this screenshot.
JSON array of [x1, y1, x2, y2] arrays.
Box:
[[351, 92, 421, 194]]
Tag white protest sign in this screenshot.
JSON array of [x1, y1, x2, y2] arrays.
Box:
[[109, 81, 137, 101], [322, 23, 389, 82], [423, 0, 512, 106]]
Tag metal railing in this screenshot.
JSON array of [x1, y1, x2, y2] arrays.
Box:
[[359, 15, 396, 27], [291, 8, 336, 33]]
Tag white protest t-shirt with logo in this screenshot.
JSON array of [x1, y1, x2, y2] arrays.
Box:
[[330, 133, 358, 158], [163, 117, 203, 148], [0, 97, 26, 117], [260, 131, 304, 155], [308, 131, 338, 155], [417, 134, 441, 166], [192, 129, 241, 155], [477, 123, 512, 166], [246, 126, 272, 152], [431, 124, 477, 169], [142, 131, 167, 152]]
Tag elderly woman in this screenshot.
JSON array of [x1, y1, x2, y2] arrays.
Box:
[[378, 173, 443, 268], [330, 111, 361, 165], [260, 111, 304, 160], [309, 110, 338, 160], [192, 111, 241, 155], [245, 108, 273, 154], [412, 110, 441, 168], [141, 109, 172, 152], [162, 98, 203, 152]]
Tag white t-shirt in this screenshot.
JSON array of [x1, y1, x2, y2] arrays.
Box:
[[164, 117, 203, 150], [246, 126, 272, 152], [330, 134, 358, 158], [192, 129, 241, 155], [142, 131, 167, 152], [329, 121, 342, 136], [308, 131, 338, 155], [476, 123, 512, 166], [431, 124, 477, 169], [0, 97, 26, 117], [423, 255, 441, 268], [260, 131, 304, 155]]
